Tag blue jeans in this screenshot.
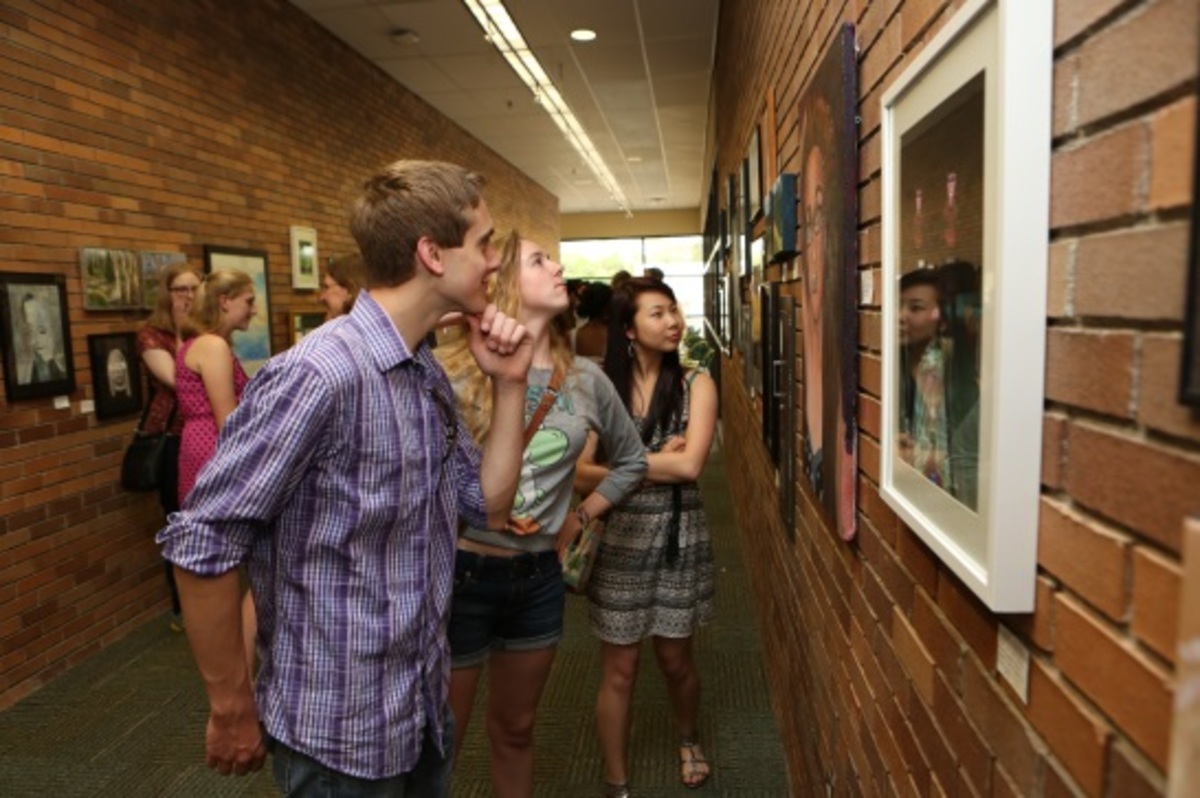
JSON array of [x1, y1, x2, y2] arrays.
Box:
[[269, 714, 454, 798]]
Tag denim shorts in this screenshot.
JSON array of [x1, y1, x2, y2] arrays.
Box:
[[448, 549, 565, 668]]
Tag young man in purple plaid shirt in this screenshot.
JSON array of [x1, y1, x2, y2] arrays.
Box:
[[158, 161, 533, 796]]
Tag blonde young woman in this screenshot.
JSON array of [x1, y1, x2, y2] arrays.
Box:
[[438, 231, 646, 798], [175, 269, 257, 660], [137, 261, 203, 630], [577, 277, 719, 796]]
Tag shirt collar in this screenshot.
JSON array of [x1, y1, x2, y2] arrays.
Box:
[[350, 290, 419, 373]]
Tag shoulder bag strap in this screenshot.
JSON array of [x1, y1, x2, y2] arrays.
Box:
[[522, 366, 565, 449]]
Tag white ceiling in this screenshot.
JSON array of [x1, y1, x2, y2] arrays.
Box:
[[289, 0, 719, 215]]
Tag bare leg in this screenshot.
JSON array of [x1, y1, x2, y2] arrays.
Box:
[[595, 642, 641, 787], [653, 636, 709, 787], [450, 664, 484, 760], [485, 647, 557, 798]]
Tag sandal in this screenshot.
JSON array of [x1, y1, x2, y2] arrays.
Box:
[[604, 782, 631, 798], [679, 740, 711, 790]]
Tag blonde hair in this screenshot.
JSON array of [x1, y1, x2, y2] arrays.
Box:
[[145, 260, 201, 333], [180, 269, 254, 340], [437, 231, 574, 443]]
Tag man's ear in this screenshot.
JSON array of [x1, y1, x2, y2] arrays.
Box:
[[416, 237, 445, 277]]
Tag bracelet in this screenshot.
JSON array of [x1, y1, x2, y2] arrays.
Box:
[[575, 506, 591, 526]]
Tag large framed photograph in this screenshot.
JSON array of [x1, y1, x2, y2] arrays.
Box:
[[140, 251, 188, 311], [290, 226, 319, 291], [88, 332, 143, 419], [880, 0, 1053, 611], [797, 23, 859, 542], [1, 272, 76, 401], [203, 245, 272, 376], [80, 248, 141, 310], [1182, 86, 1200, 405]]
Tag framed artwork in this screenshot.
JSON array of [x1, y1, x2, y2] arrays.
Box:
[[290, 226, 319, 290], [880, 0, 1053, 611], [0, 272, 76, 401], [203, 245, 272, 376], [290, 311, 326, 346], [140, 251, 188, 311], [80, 248, 141, 310], [1182, 83, 1200, 405], [746, 126, 762, 225], [87, 332, 142, 419], [765, 173, 798, 268], [796, 23, 860, 542]]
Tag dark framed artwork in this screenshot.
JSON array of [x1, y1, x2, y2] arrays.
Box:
[[203, 245, 272, 376], [88, 332, 143, 419], [0, 272, 77, 401], [796, 22, 860, 542], [765, 172, 799, 270], [1182, 83, 1200, 405], [290, 311, 327, 346], [80, 248, 142, 310]]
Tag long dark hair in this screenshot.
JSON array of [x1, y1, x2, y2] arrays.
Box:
[[604, 277, 685, 444]]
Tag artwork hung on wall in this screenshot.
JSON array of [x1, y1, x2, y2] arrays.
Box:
[[796, 22, 860, 542], [81, 248, 141, 310], [880, 0, 1053, 611], [290, 226, 319, 290], [1182, 81, 1200, 406], [88, 332, 143, 419], [765, 173, 798, 270], [0, 272, 76, 401], [140, 251, 188, 311], [203, 245, 272, 376], [290, 311, 327, 346], [746, 126, 763, 226]]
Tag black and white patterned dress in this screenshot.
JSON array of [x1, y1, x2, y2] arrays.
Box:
[[587, 372, 715, 644]]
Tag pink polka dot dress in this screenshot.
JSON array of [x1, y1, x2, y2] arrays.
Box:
[[175, 337, 249, 503]]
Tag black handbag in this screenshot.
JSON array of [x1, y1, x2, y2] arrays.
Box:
[[120, 392, 178, 493]]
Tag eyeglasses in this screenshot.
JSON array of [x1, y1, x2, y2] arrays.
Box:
[[169, 286, 198, 295]]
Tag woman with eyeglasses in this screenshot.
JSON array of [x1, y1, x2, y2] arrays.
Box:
[[437, 231, 646, 798], [137, 260, 203, 631]]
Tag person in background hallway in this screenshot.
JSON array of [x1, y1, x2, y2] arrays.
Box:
[[643, 266, 664, 282], [318, 252, 367, 319], [573, 281, 613, 363], [158, 160, 532, 797], [174, 268, 257, 666], [610, 269, 633, 291], [137, 260, 203, 631], [438, 231, 646, 798], [577, 277, 718, 796]]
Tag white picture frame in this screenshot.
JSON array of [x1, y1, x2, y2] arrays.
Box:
[[879, 0, 1052, 612], [289, 225, 319, 290]]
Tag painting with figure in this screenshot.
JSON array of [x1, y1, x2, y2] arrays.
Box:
[[0, 273, 76, 401], [896, 73, 984, 511], [796, 23, 858, 541], [88, 332, 143, 419]]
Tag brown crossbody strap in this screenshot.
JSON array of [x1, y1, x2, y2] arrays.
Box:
[[522, 367, 565, 448]]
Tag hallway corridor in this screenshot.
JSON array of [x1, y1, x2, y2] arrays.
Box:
[[0, 440, 789, 797]]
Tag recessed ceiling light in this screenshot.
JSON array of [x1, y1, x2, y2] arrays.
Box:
[[627, 155, 643, 163], [570, 28, 597, 42], [389, 28, 421, 46]]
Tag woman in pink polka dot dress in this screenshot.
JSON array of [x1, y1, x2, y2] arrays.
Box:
[[175, 269, 257, 503]]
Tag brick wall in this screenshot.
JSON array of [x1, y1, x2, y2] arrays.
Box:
[[714, 0, 1197, 795], [0, 0, 558, 709]]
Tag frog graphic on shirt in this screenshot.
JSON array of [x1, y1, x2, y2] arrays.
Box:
[[509, 424, 570, 534]]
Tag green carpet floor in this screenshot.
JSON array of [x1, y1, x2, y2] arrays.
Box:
[[0, 443, 788, 796]]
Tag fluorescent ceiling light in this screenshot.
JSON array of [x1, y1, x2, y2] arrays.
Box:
[[461, 0, 630, 214]]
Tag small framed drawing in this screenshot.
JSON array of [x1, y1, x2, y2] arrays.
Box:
[[140, 251, 188, 311], [1, 272, 77, 401], [880, 0, 1053, 611], [203, 245, 273, 376], [80, 248, 142, 310], [290, 226, 319, 290], [88, 332, 143, 419], [290, 311, 326, 346]]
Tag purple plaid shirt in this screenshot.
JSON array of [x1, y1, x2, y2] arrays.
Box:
[[157, 291, 486, 779]]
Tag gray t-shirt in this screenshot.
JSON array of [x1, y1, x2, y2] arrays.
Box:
[[461, 357, 646, 553]]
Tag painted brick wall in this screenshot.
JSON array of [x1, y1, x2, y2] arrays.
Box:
[[714, 0, 1197, 795], [0, 0, 558, 709]]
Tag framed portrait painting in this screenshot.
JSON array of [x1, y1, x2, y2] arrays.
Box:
[[88, 332, 143, 419], [880, 0, 1053, 611], [1, 272, 76, 401], [290, 226, 319, 290], [796, 23, 859, 542], [203, 245, 272, 376], [80, 248, 141, 310]]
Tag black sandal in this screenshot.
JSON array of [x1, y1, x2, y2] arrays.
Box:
[[679, 740, 711, 790]]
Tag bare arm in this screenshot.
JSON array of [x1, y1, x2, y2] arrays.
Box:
[[188, 335, 239, 431], [573, 431, 606, 495], [173, 568, 265, 776], [642, 372, 718, 484], [142, 347, 176, 389]]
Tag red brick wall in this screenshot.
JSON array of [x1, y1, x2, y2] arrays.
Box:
[[0, 0, 558, 709], [714, 0, 1197, 795]]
